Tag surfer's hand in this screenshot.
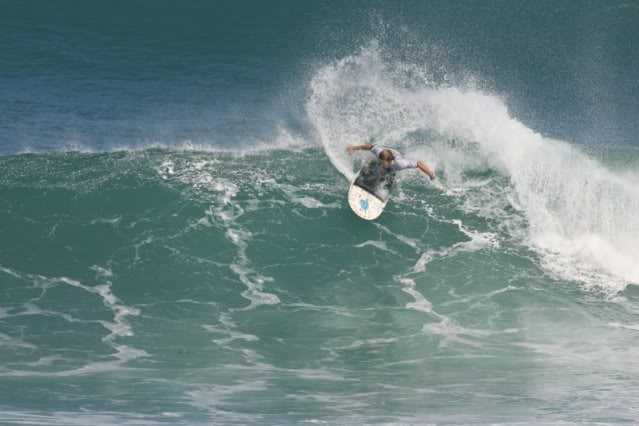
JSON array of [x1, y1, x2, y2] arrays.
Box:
[[346, 145, 356, 152]]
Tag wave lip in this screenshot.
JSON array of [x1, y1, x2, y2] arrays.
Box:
[[10, 127, 309, 157], [307, 44, 639, 291]]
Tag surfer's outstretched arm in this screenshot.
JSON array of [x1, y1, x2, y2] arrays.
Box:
[[417, 161, 436, 180], [346, 144, 373, 152]]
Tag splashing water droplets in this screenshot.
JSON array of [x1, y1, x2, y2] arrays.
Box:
[[308, 44, 639, 290]]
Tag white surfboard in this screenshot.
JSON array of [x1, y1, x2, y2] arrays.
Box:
[[348, 181, 387, 220]]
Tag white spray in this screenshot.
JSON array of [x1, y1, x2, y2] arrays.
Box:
[[307, 45, 639, 290]]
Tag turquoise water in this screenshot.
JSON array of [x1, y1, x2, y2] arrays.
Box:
[[2, 1, 639, 424]]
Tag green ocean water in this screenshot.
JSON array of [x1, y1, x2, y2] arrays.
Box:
[[1, 145, 639, 424], [2, 1, 639, 424]]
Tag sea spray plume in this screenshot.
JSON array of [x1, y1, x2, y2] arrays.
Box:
[[307, 45, 639, 290], [424, 87, 639, 290]]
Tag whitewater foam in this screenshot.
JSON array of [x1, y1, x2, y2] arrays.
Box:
[[307, 45, 639, 291]]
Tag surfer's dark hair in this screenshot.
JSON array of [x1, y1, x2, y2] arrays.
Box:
[[379, 149, 395, 162]]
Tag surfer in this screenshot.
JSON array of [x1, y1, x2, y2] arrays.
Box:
[[345, 143, 437, 218], [345, 143, 436, 203], [346, 144, 436, 180]]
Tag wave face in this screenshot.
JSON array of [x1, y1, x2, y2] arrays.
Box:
[[1, 146, 639, 424], [2, 1, 639, 424]]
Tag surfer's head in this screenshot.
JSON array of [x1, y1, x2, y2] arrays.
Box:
[[379, 149, 395, 169]]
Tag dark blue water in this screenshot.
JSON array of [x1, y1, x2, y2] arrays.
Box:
[[2, 1, 638, 153]]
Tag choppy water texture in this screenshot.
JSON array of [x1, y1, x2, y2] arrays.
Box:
[[2, 1, 639, 424]]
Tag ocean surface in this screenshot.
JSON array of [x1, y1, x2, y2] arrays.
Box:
[[2, 1, 639, 424]]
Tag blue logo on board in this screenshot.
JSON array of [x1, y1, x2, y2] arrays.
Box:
[[359, 199, 369, 210]]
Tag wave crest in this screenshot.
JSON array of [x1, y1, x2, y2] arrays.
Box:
[[307, 44, 639, 290]]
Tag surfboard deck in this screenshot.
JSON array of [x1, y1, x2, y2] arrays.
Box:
[[348, 182, 387, 220]]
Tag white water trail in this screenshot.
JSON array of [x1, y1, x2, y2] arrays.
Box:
[[163, 157, 281, 309], [307, 45, 639, 291]]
